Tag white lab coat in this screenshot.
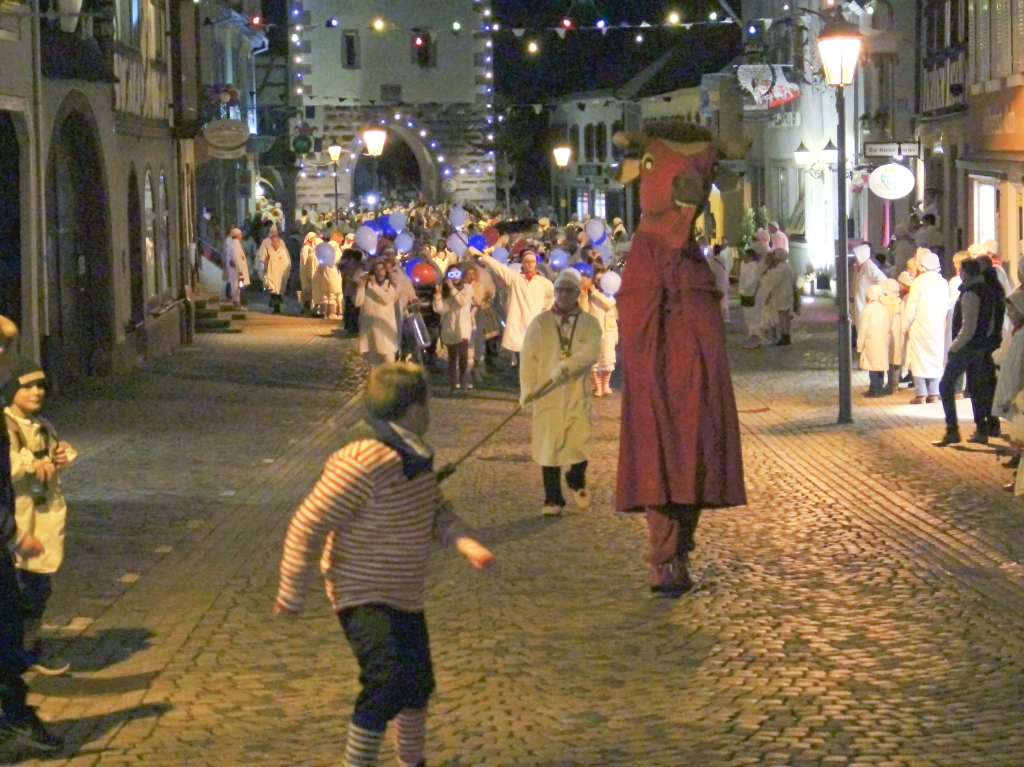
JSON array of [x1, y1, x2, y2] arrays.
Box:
[[994, 328, 1024, 419], [355, 278, 400, 364], [432, 284, 474, 345], [881, 295, 905, 366], [709, 253, 731, 315], [7, 409, 76, 574], [853, 259, 887, 329], [312, 264, 342, 307], [519, 310, 602, 466], [259, 238, 292, 295], [759, 261, 795, 315], [480, 255, 554, 352], [299, 238, 322, 296], [223, 236, 250, 302], [857, 298, 891, 372], [770, 229, 790, 253], [902, 271, 950, 379], [584, 289, 618, 371]]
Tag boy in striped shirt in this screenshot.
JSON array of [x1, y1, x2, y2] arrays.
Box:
[[275, 362, 493, 767]]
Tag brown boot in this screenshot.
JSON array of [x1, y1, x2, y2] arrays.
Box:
[[933, 426, 961, 447], [909, 395, 927, 405]]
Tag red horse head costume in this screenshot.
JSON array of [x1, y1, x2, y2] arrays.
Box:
[[613, 124, 747, 516]]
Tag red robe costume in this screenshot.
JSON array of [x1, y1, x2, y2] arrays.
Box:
[[613, 136, 746, 591]]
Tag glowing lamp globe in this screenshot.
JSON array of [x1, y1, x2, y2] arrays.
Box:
[[816, 13, 863, 86], [553, 146, 572, 168], [821, 139, 839, 165], [793, 141, 813, 166], [362, 129, 388, 157], [327, 144, 343, 163]]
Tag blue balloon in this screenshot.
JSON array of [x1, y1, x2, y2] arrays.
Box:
[[467, 234, 487, 251], [575, 262, 594, 278], [548, 249, 568, 270], [315, 242, 337, 266], [404, 258, 423, 278], [379, 214, 396, 237], [490, 246, 509, 264], [592, 231, 607, 246], [395, 232, 414, 254], [365, 218, 382, 233]]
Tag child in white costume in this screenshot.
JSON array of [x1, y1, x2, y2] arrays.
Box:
[[5, 357, 76, 673], [582, 267, 618, 396]]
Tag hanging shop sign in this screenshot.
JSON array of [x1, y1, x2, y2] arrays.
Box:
[[868, 163, 915, 200], [736, 64, 801, 110], [863, 141, 920, 158], [204, 118, 250, 152]]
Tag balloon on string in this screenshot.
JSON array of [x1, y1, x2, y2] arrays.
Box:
[[395, 232, 414, 254], [355, 225, 378, 254], [600, 271, 622, 296], [315, 242, 337, 266], [585, 218, 606, 242], [490, 246, 509, 264], [449, 206, 468, 229], [411, 261, 438, 285], [511, 241, 527, 255], [575, 262, 594, 278], [404, 257, 423, 278], [597, 240, 614, 260], [389, 211, 407, 233], [592, 231, 607, 246], [509, 262, 523, 273], [483, 227, 500, 247], [379, 214, 395, 237], [548, 248, 568, 270], [468, 234, 487, 251], [447, 232, 468, 256], [365, 218, 382, 233]]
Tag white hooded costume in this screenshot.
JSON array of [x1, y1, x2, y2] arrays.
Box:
[[857, 285, 890, 372], [299, 232, 322, 300], [355, 269, 400, 366], [519, 269, 602, 467], [853, 244, 887, 330], [258, 228, 292, 295], [902, 249, 950, 379], [480, 252, 554, 352], [881, 278, 905, 368], [223, 229, 250, 303]]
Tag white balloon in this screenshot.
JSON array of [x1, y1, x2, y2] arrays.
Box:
[[355, 225, 378, 255], [548, 249, 569, 270], [390, 211, 408, 232], [509, 262, 523, 273], [585, 218, 606, 242], [447, 232, 468, 256], [314, 242, 337, 266], [600, 271, 622, 296], [449, 206, 468, 229], [490, 246, 509, 264], [395, 232, 414, 254]]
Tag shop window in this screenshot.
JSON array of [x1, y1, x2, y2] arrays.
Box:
[[144, 170, 156, 297], [576, 188, 590, 219], [121, 0, 141, 48], [594, 190, 606, 219], [343, 30, 360, 69], [974, 181, 999, 244]]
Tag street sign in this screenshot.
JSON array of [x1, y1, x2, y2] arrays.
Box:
[[863, 141, 920, 158], [868, 163, 916, 199]]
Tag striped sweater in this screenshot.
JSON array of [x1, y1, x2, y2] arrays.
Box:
[[277, 438, 468, 614]]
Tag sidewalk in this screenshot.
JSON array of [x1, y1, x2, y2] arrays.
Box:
[[7, 298, 1024, 767]]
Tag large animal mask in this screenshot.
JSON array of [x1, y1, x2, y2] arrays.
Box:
[[614, 130, 740, 251]]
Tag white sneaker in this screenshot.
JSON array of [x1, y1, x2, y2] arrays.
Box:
[[570, 488, 591, 510], [541, 504, 564, 516]]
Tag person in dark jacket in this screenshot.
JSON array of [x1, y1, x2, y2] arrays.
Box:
[[0, 318, 63, 752], [935, 258, 1006, 446]]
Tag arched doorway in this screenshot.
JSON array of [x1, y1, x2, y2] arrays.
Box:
[[127, 166, 145, 326], [353, 137, 421, 204], [0, 113, 21, 327], [44, 106, 113, 383]]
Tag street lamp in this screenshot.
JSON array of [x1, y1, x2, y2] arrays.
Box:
[[552, 145, 571, 224], [817, 6, 863, 425], [327, 143, 342, 230], [362, 128, 387, 216], [793, 141, 813, 167]]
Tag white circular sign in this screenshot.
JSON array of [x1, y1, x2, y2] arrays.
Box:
[[203, 119, 250, 152], [868, 163, 915, 200]]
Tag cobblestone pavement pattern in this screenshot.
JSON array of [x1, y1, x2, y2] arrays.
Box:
[[7, 297, 1024, 767]]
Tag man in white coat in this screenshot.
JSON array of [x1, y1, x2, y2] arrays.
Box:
[[902, 248, 950, 403], [299, 231, 321, 314], [519, 268, 601, 516], [355, 260, 400, 367], [475, 248, 553, 365], [259, 226, 292, 314], [223, 227, 250, 306], [852, 243, 887, 333], [768, 221, 789, 254]]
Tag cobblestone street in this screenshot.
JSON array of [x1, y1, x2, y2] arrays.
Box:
[[8, 298, 1024, 767]]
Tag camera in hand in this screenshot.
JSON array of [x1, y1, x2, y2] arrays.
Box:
[[29, 448, 49, 506]]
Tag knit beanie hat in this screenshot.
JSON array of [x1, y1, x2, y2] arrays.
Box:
[[0, 355, 44, 406]]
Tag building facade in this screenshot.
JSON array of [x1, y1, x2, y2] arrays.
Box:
[[0, 0, 199, 383], [289, 0, 496, 215]]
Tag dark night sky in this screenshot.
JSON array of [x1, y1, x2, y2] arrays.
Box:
[[493, 0, 742, 102]]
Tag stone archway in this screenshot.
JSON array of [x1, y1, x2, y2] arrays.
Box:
[[44, 92, 114, 383], [343, 123, 438, 206]]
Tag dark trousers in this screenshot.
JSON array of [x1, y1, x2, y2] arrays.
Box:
[[339, 604, 435, 733], [542, 461, 587, 507], [868, 371, 885, 392], [940, 348, 996, 429], [0, 552, 30, 719], [344, 296, 359, 333], [446, 341, 469, 388], [645, 504, 702, 585]]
